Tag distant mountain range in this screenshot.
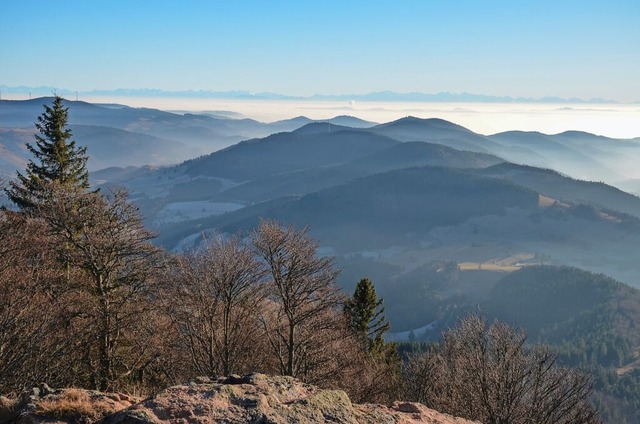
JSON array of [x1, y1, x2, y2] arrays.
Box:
[[0, 85, 626, 103], [0, 97, 376, 175], [57, 112, 637, 291], [4, 98, 640, 290]]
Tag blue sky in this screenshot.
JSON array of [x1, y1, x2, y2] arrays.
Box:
[[2, 0, 639, 101]]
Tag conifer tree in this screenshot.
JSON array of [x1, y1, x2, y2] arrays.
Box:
[[6, 96, 89, 210], [344, 278, 391, 353]]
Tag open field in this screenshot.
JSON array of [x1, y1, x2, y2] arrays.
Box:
[[458, 262, 521, 272]]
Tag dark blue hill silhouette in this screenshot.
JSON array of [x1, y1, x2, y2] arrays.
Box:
[[219, 141, 504, 203], [480, 163, 640, 218], [161, 166, 538, 250], [183, 128, 399, 181]]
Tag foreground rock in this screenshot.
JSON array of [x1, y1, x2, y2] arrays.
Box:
[[104, 374, 477, 424], [1, 383, 137, 424], [3, 374, 478, 424]]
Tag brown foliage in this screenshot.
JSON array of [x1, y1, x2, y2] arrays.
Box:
[[160, 220, 400, 402], [36, 186, 166, 391], [250, 220, 400, 402], [321, 317, 401, 404], [0, 211, 77, 393], [0, 395, 17, 423], [1, 184, 167, 393]]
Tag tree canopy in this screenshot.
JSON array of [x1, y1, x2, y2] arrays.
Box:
[[6, 96, 89, 210]]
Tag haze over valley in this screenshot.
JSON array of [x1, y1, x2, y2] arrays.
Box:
[[3, 95, 640, 288]]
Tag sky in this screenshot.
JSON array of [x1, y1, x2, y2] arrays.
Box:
[[1, 0, 639, 102]]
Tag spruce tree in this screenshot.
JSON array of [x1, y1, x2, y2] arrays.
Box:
[[6, 95, 89, 210], [344, 278, 391, 353]]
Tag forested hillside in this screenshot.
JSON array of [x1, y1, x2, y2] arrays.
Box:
[[391, 265, 640, 423], [488, 266, 640, 423]]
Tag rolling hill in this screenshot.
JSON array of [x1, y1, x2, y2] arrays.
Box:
[[487, 265, 640, 349], [189, 166, 538, 247], [479, 163, 640, 219], [154, 156, 640, 288], [488, 131, 624, 182], [182, 128, 399, 180], [388, 264, 640, 423], [217, 140, 504, 203], [63, 113, 634, 291], [359, 116, 638, 184], [5, 98, 639, 189], [0, 97, 378, 176], [368, 116, 501, 153], [6, 98, 640, 292]]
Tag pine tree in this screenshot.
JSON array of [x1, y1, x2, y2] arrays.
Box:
[[344, 278, 391, 353], [6, 96, 89, 210]]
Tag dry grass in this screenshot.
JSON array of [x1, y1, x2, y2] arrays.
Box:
[[616, 347, 640, 376], [0, 396, 17, 424], [538, 194, 557, 207], [538, 194, 570, 208], [35, 388, 119, 423]]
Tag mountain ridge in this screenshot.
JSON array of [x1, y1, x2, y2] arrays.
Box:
[[0, 86, 620, 103]]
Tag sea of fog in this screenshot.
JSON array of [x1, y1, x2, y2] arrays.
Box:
[[81, 96, 640, 139]]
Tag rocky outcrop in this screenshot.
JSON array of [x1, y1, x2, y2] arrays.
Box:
[[4, 375, 479, 424], [1, 383, 136, 424], [103, 374, 477, 424]]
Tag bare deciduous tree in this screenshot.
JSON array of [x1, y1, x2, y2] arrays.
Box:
[[0, 211, 78, 393], [35, 184, 164, 391], [403, 314, 601, 424], [165, 235, 266, 376], [253, 219, 343, 378]]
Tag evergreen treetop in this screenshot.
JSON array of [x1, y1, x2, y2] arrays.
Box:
[[6, 95, 89, 210], [344, 277, 391, 348]]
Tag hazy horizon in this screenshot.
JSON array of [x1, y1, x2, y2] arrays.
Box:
[[6, 94, 638, 140]]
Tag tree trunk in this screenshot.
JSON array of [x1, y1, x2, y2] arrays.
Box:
[[98, 275, 111, 391], [287, 321, 295, 376]]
